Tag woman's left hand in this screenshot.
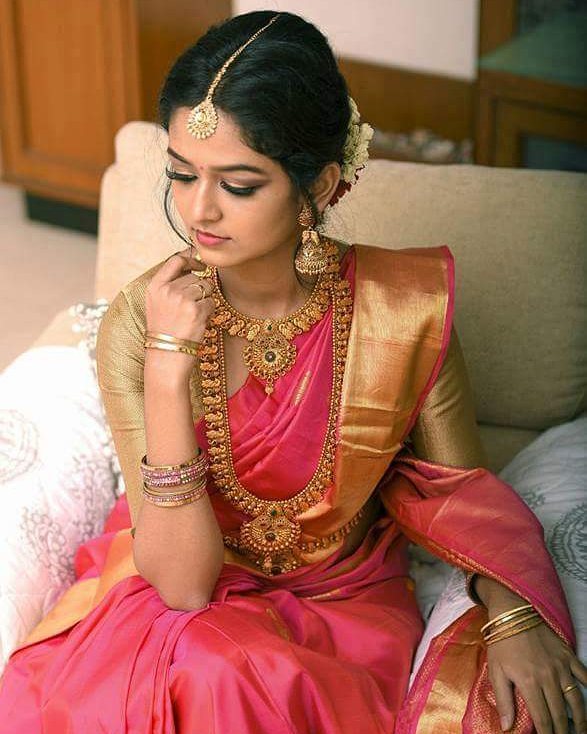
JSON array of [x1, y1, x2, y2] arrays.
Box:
[[486, 603, 587, 733]]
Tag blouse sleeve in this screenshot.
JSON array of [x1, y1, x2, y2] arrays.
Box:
[[407, 324, 490, 471], [407, 324, 490, 604], [95, 289, 146, 528]]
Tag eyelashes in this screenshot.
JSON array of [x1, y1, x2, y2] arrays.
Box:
[[164, 166, 258, 197]]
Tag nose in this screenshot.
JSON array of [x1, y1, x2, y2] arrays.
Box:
[[188, 179, 222, 226]]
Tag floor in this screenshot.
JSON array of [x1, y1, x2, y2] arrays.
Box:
[[0, 179, 97, 373]]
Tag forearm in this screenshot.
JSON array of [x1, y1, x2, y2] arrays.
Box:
[[470, 573, 530, 615], [133, 352, 224, 610]]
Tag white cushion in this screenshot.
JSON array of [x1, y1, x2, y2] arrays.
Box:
[[0, 343, 120, 668]]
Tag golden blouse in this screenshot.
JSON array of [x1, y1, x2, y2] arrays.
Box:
[[96, 249, 489, 532]]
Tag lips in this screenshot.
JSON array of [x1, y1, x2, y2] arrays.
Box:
[[195, 230, 230, 247]]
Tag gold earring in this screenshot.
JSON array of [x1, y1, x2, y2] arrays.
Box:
[[294, 200, 328, 275]]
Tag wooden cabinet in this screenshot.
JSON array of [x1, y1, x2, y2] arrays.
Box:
[[475, 8, 587, 169], [0, 0, 230, 210]]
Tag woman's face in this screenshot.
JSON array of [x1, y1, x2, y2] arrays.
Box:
[[167, 107, 303, 269]]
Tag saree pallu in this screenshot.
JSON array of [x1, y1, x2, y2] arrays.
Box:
[[0, 244, 575, 732]]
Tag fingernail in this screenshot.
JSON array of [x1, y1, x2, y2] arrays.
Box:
[[500, 716, 510, 731]]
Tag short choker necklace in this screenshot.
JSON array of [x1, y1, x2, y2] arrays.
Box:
[[210, 247, 339, 394]]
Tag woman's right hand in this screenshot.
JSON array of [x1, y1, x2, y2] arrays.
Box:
[[144, 247, 215, 380]]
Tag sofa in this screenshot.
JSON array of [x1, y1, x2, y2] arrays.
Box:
[[1, 122, 585, 704]]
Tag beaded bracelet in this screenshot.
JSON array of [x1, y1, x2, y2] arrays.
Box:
[[140, 452, 209, 488], [142, 479, 208, 507]]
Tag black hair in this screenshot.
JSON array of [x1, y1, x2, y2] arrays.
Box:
[[157, 10, 350, 249]]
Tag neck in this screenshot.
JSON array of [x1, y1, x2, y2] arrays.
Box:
[[217, 242, 315, 320]]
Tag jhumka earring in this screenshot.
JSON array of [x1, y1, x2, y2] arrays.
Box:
[[294, 199, 328, 275]]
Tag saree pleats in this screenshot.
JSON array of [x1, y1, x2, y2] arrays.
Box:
[[0, 498, 422, 733]]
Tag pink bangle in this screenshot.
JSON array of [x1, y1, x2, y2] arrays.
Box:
[[140, 451, 209, 487]]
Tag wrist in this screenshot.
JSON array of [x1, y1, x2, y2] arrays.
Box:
[[476, 575, 527, 612], [144, 350, 195, 389]]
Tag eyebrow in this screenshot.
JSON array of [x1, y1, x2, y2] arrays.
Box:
[[167, 146, 267, 175]]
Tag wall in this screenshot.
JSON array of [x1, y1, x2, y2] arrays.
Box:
[[233, 0, 481, 81]]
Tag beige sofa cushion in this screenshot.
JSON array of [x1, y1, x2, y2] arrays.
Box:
[[327, 161, 586, 432], [95, 121, 586, 435]]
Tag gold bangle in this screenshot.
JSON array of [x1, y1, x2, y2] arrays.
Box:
[[142, 483, 208, 507], [483, 611, 540, 638], [484, 618, 543, 646], [142, 485, 206, 502], [141, 451, 209, 487], [480, 604, 534, 634], [144, 340, 198, 357], [145, 331, 201, 348], [482, 610, 540, 636], [142, 492, 205, 508], [142, 477, 207, 497], [483, 613, 541, 642], [141, 451, 206, 472], [143, 473, 207, 489]]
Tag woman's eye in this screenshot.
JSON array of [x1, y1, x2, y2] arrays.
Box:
[[165, 166, 195, 183], [220, 182, 258, 197], [165, 166, 258, 196]]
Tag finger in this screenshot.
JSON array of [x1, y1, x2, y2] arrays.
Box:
[[175, 274, 214, 295], [520, 684, 553, 734], [569, 656, 587, 686], [491, 668, 516, 731], [185, 281, 212, 302], [542, 680, 569, 734], [151, 250, 200, 285], [562, 685, 586, 734]]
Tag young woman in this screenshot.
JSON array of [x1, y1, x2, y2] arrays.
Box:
[[0, 10, 584, 734]]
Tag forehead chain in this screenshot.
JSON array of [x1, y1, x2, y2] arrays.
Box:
[[186, 14, 281, 140]]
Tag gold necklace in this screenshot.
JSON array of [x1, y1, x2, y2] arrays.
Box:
[[199, 238, 354, 574], [211, 266, 331, 395]]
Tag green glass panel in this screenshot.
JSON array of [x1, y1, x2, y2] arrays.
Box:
[[522, 134, 587, 172], [479, 10, 587, 88]]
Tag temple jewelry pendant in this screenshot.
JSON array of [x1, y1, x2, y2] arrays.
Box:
[[242, 321, 297, 394], [239, 504, 302, 575]]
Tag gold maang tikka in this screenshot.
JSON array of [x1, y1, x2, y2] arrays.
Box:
[[187, 14, 281, 140]]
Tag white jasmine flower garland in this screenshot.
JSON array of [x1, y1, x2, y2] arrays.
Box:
[[341, 97, 374, 184]]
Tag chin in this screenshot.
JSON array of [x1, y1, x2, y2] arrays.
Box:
[[202, 246, 276, 270]]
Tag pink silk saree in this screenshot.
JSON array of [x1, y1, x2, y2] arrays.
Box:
[[0, 245, 575, 733]]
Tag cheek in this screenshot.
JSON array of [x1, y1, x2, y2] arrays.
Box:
[[170, 183, 191, 219], [253, 189, 299, 232]]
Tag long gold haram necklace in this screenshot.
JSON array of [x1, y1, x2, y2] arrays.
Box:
[[211, 266, 331, 395], [198, 239, 355, 575]]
